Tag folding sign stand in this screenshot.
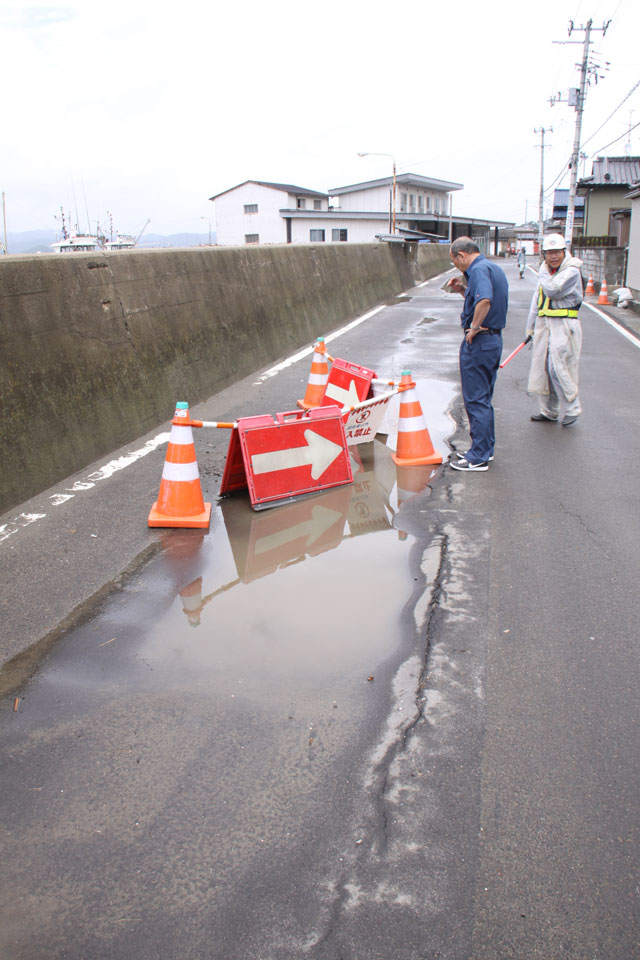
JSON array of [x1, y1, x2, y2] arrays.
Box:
[[322, 358, 377, 408], [220, 406, 353, 510]]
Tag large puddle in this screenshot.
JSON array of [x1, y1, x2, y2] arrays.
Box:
[[102, 422, 451, 695], [6, 377, 456, 710]]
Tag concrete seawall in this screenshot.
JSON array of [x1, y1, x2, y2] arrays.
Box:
[[0, 241, 450, 513]]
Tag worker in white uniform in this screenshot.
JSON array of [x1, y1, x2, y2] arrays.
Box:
[[526, 233, 583, 427]]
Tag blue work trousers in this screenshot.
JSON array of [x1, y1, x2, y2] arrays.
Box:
[[459, 333, 502, 463]]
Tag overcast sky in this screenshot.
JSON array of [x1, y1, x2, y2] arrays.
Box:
[[2, 0, 638, 238]]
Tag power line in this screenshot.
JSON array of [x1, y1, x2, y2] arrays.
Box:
[[543, 10, 637, 201], [590, 117, 640, 155], [550, 17, 611, 243], [544, 156, 572, 197], [544, 113, 640, 202], [582, 76, 640, 149]]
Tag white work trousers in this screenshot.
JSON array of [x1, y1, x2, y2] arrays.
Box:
[[538, 351, 582, 420]]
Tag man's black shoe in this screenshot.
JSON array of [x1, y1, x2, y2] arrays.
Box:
[[450, 458, 489, 473], [561, 415, 579, 427], [530, 413, 557, 422]]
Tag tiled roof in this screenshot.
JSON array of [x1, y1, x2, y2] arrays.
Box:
[[579, 156, 640, 187], [553, 188, 584, 205]]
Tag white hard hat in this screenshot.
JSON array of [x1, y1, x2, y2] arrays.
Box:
[[542, 233, 566, 251]]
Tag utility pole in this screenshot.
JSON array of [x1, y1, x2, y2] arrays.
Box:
[[534, 126, 552, 252], [551, 18, 610, 245]]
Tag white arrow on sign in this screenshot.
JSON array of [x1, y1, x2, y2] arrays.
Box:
[[254, 505, 344, 555], [324, 378, 361, 407], [251, 429, 344, 480]]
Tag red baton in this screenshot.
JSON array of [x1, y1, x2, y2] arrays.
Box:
[[500, 334, 532, 369]]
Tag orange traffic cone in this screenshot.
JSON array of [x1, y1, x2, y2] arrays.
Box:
[[297, 338, 330, 409], [393, 462, 439, 541], [585, 273, 595, 296], [392, 372, 443, 467], [597, 279, 610, 305], [179, 577, 204, 626], [395, 463, 439, 507], [148, 402, 212, 528]]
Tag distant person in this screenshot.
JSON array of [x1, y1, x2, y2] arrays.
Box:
[[446, 237, 509, 472], [526, 233, 583, 427], [517, 246, 527, 279]]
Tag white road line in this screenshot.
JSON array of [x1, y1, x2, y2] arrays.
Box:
[[1, 432, 170, 544], [583, 302, 640, 349], [252, 303, 388, 384]]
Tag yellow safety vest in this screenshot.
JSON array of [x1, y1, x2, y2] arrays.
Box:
[[538, 289, 580, 318]]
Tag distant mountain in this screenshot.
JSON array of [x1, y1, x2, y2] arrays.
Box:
[[2, 230, 216, 255], [3, 230, 58, 254]]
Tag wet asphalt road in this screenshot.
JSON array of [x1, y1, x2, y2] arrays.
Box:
[[1, 259, 639, 959]]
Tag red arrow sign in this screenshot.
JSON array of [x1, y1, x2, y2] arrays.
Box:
[[229, 407, 353, 509], [325, 378, 361, 407], [251, 429, 343, 480], [321, 357, 376, 409]]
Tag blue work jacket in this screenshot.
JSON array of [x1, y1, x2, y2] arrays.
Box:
[[461, 255, 509, 329]]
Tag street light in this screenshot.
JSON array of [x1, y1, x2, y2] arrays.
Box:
[[357, 151, 397, 234], [200, 216, 212, 246]]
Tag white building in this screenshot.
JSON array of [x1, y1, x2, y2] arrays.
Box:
[[329, 173, 461, 223], [210, 174, 510, 250], [210, 181, 330, 246]]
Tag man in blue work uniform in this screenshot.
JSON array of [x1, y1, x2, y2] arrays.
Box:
[[447, 237, 509, 472]]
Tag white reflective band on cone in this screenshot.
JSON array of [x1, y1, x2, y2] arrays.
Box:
[[162, 460, 200, 482], [181, 595, 202, 612], [308, 373, 328, 384], [169, 425, 195, 445], [397, 415, 427, 433]]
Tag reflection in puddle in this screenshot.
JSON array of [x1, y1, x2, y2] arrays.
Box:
[[158, 441, 436, 664], [9, 441, 445, 700], [137, 440, 441, 689]]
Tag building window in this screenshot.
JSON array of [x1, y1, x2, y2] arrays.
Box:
[[310, 229, 325, 242], [245, 234, 259, 244], [418, 196, 424, 213], [332, 229, 348, 241], [400, 193, 407, 212], [297, 198, 307, 209], [314, 199, 322, 210], [244, 203, 258, 214], [426, 195, 431, 212], [409, 194, 415, 212]]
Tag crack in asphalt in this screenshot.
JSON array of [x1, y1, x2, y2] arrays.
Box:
[[374, 530, 449, 857], [548, 495, 601, 542], [313, 529, 451, 954]]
